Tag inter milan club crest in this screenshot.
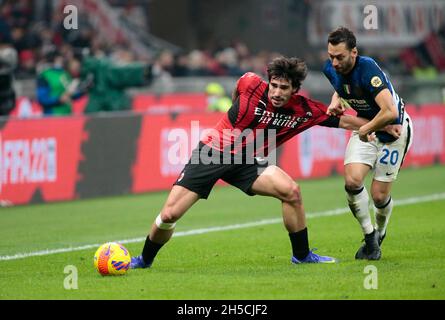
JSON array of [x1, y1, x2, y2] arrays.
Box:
[[343, 84, 351, 95]]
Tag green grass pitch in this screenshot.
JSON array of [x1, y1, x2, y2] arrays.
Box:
[[1, 165, 444, 300]]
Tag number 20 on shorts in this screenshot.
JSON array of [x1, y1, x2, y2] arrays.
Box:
[[380, 149, 399, 166]]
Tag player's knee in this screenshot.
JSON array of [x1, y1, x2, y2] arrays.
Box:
[[372, 192, 390, 206], [284, 183, 302, 205], [155, 211, 177, 231], [345, 175, 363, 191], [159, 206, 180, 223]]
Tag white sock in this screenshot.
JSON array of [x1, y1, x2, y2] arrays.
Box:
[[346, 186, 373, 235], [374, 197, 393, 237]]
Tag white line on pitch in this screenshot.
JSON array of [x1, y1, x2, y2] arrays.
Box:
[[1, 192, 444, 261]]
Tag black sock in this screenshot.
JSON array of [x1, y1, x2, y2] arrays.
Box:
[[289, 228, 310, 260], [141, 236, 164, 265], [345, 185, 364, 195]]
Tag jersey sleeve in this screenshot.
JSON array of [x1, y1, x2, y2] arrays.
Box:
[[322, 60, 333, 81], [236, 72, 262, 95], [299, 96, 331, 125], [305, 94, 340, 127], [360, 60, 388, 98], [322, 60, 337, 88], [318, 116, 340, 128], [307, 96, 329, 115]]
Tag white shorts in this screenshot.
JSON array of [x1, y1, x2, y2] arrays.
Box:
[[344, 113, 413, 182]]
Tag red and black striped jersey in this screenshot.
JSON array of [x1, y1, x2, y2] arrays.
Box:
[[201, 72, 332, 156]]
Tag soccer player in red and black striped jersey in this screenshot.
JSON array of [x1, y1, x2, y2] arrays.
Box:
[[131, 57, 374, 268]]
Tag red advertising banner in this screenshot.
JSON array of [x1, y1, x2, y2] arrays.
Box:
[[1, 103, 444, 206], [132, 113, 223, 193], [132, 105, 445, 194], [402, 104, 445, 167], [278, 126, 349, 179], [0, 117, 85, 205], [12, 93, 204, 117], [278, 105, 445, 179], [132, 93, 208, 114]]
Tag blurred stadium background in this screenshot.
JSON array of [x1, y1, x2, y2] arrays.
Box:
[[1, 0, 445, 302], [0, 0, 444, 205]]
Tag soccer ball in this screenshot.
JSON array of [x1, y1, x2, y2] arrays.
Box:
[[94, 242, 131, 276]]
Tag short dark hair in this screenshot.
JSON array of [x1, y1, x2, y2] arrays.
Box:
[[328, 27, 357, 50], [267, 57, 307, 92]]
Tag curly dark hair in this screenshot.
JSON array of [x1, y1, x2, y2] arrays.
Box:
[[267, 57, 307, 93], [328, 26, 357, 50]]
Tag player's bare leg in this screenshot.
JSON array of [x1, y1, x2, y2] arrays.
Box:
[[251, 165, 335, 264], [131, 185, 200, 269], [345, 163, 381, 260], [150, 185, 200, 243], [371, 179, 393, 245], [251, 165, 306, 232]]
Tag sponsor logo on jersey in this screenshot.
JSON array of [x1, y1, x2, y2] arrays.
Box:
[[254, 107, 312, 128], [343, 98, 370, 111]]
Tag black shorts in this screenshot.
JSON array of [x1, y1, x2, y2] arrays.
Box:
[[174, 143, 269, 199]]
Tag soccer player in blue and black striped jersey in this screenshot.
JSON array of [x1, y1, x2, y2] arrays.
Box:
[[323, 27, 413, 260]]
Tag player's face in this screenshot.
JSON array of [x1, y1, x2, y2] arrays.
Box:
[[268, 77, 296, 108], [328, 42, 357, 75]]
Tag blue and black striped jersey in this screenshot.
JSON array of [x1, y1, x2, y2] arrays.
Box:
[[323, 56, 404, 142]]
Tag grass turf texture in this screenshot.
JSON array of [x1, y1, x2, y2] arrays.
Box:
[[0, 165, 444, 299]]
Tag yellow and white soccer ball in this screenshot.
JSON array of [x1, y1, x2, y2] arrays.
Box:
[[94, 242, 131, 276]]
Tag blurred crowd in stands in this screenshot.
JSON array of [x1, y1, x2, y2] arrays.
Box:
[[2, 0, 445, 80], [1, 0, 445, 117], [0, 0, 278, 80]]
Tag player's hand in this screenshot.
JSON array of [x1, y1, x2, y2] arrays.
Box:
[[327, 102, 345, 116], [358, 127, 374, 142], [327, 98, 348, 116], [367, 132, 376, 142], [359, 132, 375, 142], [383, 124, 402, 139]]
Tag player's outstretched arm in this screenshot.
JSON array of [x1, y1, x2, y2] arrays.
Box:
[[338, 114, 368, 130], [319, 114, 370, 137], [338, 114, 400, 139]]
